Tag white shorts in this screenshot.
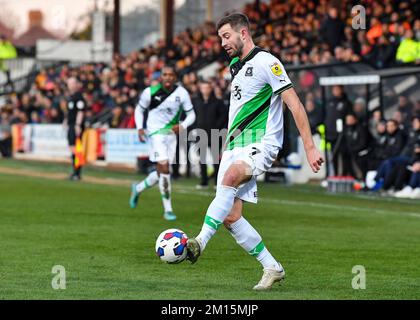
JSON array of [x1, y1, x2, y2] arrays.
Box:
[[217, 143, 280, 203], [148, 133, 177, 163]]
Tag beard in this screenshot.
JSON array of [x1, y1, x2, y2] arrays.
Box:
[[228, 36, 244, 58]]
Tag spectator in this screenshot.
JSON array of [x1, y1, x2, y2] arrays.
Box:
[[369, 119, 388, 169], [396, 29, 420, 64], [344, 113, 371, 179], [324, 85, 352, 176], [192, 80, 227, 189], [383, 116, 420, 194], [393, 161, 420, 199], [396, 95, 414, 128], [320, 6, 345, 52], [366, 17, 383, 45], [371, 119, 407, 190], [305, 96, 324, 134], [353, 97, 367, 123], [370, 35, 397, 68], [0, 109, 12, 157], [415, 100, 420, 118], [0, 34, 17, 90], [119, 105, 136, 128], [109, 106, 123, 128]]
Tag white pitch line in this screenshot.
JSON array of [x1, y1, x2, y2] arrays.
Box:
[[173, 186, 420, 219]]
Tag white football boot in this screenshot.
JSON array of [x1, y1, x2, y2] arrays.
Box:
[[253, 267, 285, 291]]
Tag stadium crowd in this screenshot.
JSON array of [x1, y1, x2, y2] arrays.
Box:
[[0, 0, 419, 197]]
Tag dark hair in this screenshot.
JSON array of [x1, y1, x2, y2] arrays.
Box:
[[387, 119, 399, 126], [216, 13, 250, 31], [162, 64, 176, 74]]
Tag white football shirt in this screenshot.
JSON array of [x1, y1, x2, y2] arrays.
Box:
[[137, 83, 194, 136], [226, 47, 293, 150]]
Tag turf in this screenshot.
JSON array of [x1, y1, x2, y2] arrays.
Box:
[[0, 159, 419, 299]]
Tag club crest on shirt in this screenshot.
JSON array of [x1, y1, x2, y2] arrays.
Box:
[[270, 62, 283, 76], [245, 67, 253, 77]]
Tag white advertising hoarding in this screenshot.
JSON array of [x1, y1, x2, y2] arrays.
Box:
[[24, 124, 71, 158], [105, 129, 149, 165]]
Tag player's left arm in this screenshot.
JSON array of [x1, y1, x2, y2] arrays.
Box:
[[173, 90, 196, 134], [282, 88, 324, 173]]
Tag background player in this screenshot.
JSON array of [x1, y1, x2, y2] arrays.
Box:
[[63, 77, 86, 181], [130, 65, 196, 221], [186, 13, 324, 290]]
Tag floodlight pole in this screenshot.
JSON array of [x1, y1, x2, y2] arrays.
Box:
[[113, 0, 120, 54], [161, 0, 174, 48], [206, 0, 213, 21]]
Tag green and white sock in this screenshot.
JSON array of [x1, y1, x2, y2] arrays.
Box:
[[136, 171, 159, 193], [229, 216, 282, 271], [196, 185, 237, 251], [159, 173, 173, 212]]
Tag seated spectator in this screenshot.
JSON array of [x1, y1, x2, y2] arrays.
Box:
[[393, 161, 420, 199], [371, 119, 408, 190], [382, 116, 420, 193], [396, 95, 414, 128]]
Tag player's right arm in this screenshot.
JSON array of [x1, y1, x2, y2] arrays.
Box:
[[135, 88, 151, 142]]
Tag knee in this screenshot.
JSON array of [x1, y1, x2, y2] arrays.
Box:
[[157, 162, 169, 174], [221, 171, 237, 187], [224, 215, 239, 228], [223, 211, 242, 228], [222, 165, 247, 187]]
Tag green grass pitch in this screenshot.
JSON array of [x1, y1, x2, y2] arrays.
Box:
[[0, 159, 419, 299]]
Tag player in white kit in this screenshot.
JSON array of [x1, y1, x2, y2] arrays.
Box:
[[186, 13, 324, 290], [130, 66, 196, 221]]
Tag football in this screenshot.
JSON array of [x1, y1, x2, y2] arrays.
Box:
[[155, 229, 188, 264]]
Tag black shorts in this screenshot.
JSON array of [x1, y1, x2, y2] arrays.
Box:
[[67, 126, 84, 146]]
